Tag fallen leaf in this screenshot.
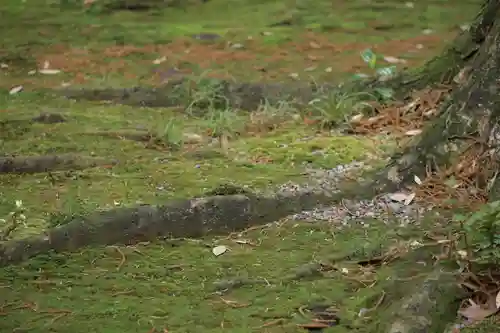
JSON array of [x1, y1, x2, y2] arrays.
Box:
[[402, 99, 419, 113], [414, 175, 422, 185], [9, 86, 23, 95], [309, 41, 321, 49], [153, 56, 167, 65], [388, 192, 413, 203], [212, 245, 228, 256], [230, 43, 244, 49], [458, 299, 498, 321], [460, 24, 470, 31], [383, 56, 407, 64], [182, 132, 203, 144], [423, 108, 437, 117], [39, 69, 61, 75], [457, 250, 468, 259], [403, 192, 416, 205], [410, 240, 422, 248], [350, 114, 363, 123], [366, 116, 382, 124], [405, 129, 423, 136]]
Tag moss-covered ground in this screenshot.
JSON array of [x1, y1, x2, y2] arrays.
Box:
[[0, 0, 491, 332], [2, 218, 441, 333]]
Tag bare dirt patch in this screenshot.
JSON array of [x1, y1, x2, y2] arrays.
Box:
[[2, 31, 455, 90]]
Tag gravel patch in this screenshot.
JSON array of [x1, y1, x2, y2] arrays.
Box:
[[277, 161, 429, 226]]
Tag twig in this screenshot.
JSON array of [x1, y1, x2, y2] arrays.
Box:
[[110, 290, 134, 297], [108, 246, 126, 271], [364, 291, 386, 313], [219, 297, 249, 308], [47, 312, 68, 325], [394, 272, 431, 282], [253, 318, 285, 329]]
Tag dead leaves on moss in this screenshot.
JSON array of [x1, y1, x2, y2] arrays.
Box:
[[349, 85, 450, 136], [351, 85, 497, 211], [411, 141, 495, 210]]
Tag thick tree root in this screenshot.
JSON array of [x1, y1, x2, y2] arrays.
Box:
[[0, 189, 344, 267], [99, 0, 207, 12], [58, 80, 336, 111], [0, 154, 117, 174]]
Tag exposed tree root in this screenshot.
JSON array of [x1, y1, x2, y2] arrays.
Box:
[[0, 188, 349, 267], [0, 154, 117, 174], [98, 0, 208, 12], [0, 112, 66, 128], [58, 80, 328, 111]]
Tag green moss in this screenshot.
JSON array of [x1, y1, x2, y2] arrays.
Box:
[[0, 1, 485, 331], [460, 317, 500, 333], [0, 93, 374, 238], [238, 130, 369, 169], [0, 0, 480, 83], [1, 219, 432, 333]]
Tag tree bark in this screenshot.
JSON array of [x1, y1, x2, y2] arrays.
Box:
[[371, 0, 500, 202]]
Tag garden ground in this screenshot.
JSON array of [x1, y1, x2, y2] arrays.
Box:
[[0, 0, 495, 332]]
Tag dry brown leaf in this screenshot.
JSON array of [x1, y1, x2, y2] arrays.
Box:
[[39, 69, 61, 75], [405, 129, 422, 136], [388, 192, 415, 204], [212, 245, 228, 256], [9, 85, 23, 95], [350, 114, 364, 124], [458, 299, 497, 321]]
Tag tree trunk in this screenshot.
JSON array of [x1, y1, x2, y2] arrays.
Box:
[[371, 0, 500, 204]]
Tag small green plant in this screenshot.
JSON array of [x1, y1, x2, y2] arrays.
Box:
[[249, 99, 297, 132], [307, 91, 376, 129], [204, 108, 242, 150], [156, 118, 184, 149], [48, 204, 89, 228], [0, 200, 26, 241], [454, 201, 500, 266], [354, 49, 397, 102], [183, 70, 231, 116]]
